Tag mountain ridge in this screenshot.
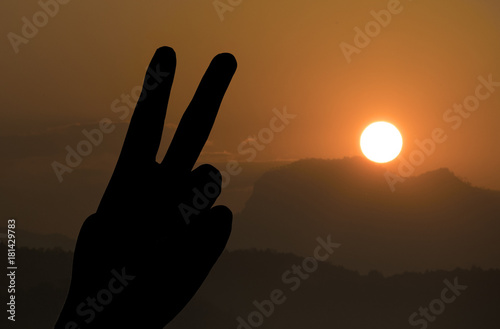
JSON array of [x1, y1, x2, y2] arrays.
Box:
[[228, 157, 500, 274]]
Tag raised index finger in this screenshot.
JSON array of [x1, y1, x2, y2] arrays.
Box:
[[118, 47, 176, 167], [161, 53, 237, 173]]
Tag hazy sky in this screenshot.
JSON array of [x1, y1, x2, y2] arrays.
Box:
[[1, 0, 500, 236]]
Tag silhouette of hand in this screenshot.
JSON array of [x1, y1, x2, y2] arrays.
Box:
[[55, 47, 237, 328]]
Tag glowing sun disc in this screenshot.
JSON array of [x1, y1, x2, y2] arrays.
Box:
[[360, 122, 403, 163]]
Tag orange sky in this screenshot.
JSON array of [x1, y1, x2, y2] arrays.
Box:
[[1, 0, 500, 235]]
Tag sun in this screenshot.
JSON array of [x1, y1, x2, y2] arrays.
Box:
[[360, 122, 403, 163]]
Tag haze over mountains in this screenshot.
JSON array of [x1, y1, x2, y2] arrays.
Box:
[[228, 157, 500, 274], [7, 157, 499, 275]]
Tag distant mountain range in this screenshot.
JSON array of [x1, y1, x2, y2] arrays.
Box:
[[228, 157, 500, 274], [2, 245, 498, 329]]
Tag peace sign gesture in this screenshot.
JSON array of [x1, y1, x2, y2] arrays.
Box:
[[56, 47, 237, 329]]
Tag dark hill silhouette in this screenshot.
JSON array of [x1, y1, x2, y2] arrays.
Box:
[[0, 227, 75, 251], [228, 157, 500, 274], [1, 245, 498, 329]]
